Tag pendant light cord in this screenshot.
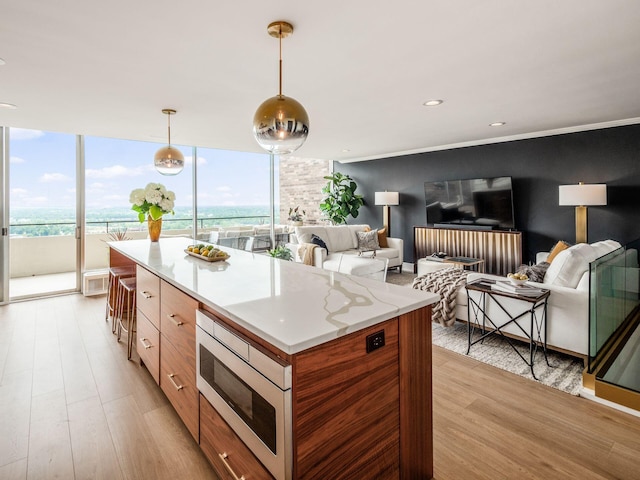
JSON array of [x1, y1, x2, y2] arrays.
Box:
[[278, 25, 283, 97], [167, 113, 172, 146]]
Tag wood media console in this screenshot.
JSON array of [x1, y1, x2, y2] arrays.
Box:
[[414, 227, 522, 276]]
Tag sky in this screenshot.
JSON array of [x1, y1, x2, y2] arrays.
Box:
[[9, 127, 276, 211]]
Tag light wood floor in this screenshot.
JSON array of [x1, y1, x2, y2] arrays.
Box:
[[1, 294, 639, 479]]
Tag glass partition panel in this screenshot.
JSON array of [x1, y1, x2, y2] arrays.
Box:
[[589, 239, 640, 371]]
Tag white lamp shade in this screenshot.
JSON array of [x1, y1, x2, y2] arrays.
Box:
[[375, 191, 399, 206], [559, 184, 607, 206]]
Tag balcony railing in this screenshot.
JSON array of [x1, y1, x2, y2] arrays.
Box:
[[8, 215, 285, 278]]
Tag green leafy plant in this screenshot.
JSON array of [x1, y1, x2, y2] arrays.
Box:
[[319, 172, 364, 225], [106, 228, 131, 242], [268, 245, 293, 261]]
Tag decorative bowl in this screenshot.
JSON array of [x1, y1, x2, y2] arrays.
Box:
[[507, 273, 529, 286]]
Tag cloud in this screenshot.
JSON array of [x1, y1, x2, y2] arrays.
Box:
[[11, 188, 28, 196], [184, 155, 207, 166], [39, 173, 72, 183], [10, 128, 45, 140], [86, 164, 146, 179], [217, 186, 232, 192], [10, 156, 25, 164]]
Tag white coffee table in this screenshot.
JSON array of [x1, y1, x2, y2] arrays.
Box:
[[417, 258, 455, 276]]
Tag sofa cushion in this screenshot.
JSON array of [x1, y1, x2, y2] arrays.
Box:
[[377, 227, 389, 248], [544, 243, 598, 288], [324, 225, 354, 252], [590, 240, 622, 258], [516, 262, 550, 283], [311, 234, 328, 252], [295, 226, 330, 249], [347, 225, 370, 249], [547, 240, 571, 263], [357, 230, 380, 251]]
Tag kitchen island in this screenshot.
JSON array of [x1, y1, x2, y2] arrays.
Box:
[[109, 237, 438, 480]]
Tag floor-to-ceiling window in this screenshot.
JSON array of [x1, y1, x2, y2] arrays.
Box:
[[8, 128, 78, 299], [195, 148, 278, 250], [0, 125, 295, 302], [84, 136, 192, 270]]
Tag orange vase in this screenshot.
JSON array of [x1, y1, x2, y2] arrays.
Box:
[[147, 216, 163, 242]]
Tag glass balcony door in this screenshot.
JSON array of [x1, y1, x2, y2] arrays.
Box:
[[1, 127, 8, 304], [7, 128, 80, 299]]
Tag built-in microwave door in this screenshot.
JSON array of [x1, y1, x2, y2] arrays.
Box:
[[196, 326, 291, 480]]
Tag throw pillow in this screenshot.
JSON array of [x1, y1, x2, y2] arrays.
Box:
[[547, 240, 570, 263], [357, 230, 380, 251], [298, 232, 313, 244], [311, 234, 328, 252], [377, 227, 389, 248], [516, 262, 550, 283]]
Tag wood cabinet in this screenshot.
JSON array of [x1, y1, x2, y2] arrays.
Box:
[[136, 310, 160, 384], [112, 245, 433, 479], [159, 280, 199, 441], [292, 319, 401, 479], [136, 266, 160, 328], [200, 394, 274, 480]]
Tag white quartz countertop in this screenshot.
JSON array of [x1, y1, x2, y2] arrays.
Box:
[[109, 237, 438, 354]]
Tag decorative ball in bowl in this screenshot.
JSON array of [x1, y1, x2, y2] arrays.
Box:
[[507, 273, 529, 285]]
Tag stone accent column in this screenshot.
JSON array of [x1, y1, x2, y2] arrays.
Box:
[[279, 156, 331, 225]]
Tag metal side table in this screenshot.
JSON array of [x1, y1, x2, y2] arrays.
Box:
[[465, 278, 551, 379]]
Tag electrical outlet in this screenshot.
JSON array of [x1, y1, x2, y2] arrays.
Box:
[[366, 330, 385, 353]]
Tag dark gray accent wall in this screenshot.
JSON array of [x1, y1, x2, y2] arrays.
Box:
[[336, 124, 640, 264]]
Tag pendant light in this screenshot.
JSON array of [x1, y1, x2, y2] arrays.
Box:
[[253, 21, 309, 155], [154, 109, 184, 175]]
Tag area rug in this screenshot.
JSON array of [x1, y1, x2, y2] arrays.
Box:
[[386, 271, 418, 286], [432, 322, 584, 396]]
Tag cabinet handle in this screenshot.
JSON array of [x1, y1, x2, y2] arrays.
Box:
[[141, 291, 153, 299], [139, 337, 153, 349], [218, 452, 246, 480], [166, 313, 184, 327], [167, 373, 183, 391]]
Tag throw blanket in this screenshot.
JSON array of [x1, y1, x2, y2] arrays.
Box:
[[412, 268, 469, 327], [298, 243, 318, 266]]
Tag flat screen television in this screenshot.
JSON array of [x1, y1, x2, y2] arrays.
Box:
[[424, 176, 515, 230]]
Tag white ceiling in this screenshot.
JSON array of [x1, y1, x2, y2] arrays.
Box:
[[2, 0, 640, 163]]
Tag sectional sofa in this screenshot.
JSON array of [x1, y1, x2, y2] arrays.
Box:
[[286, 224, 403, 272], [453, 240, 634, 357]]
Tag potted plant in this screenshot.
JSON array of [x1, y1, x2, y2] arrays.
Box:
[[319, 172, 364, 225], [268, 245, 293, 261], [287, 206, 306, 226]]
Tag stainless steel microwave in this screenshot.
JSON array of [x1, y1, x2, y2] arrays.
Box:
[[196, 310, 292, 480]]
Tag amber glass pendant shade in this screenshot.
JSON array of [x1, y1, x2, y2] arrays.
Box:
[[155, 109, 184, 175], [253, 95, 309, 155], [253, 21, 309, 155]]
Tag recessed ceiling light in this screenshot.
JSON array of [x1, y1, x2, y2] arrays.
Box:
[[489, 121, 506, 127], [0, 102, 17, 109], [0, 58, 6, 65], [423, 100, 443, 107], [341, 149, 350, 153]]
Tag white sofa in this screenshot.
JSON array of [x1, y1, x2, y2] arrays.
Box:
[[450, 240, 633, 357], [286, 224, 403, 272]]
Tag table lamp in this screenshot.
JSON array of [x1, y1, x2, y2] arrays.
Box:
[[559, 182, 607, 244], [375, 191, 399, 236]]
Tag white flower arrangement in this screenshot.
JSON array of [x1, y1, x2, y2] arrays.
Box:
[[130, 182, 176, 222]]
